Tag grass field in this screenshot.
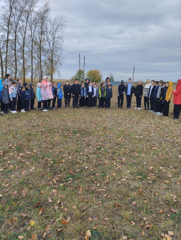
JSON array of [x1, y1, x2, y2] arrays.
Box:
[[0, 87, 181, 240]]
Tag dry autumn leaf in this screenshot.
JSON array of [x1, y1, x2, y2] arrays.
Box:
[[85, 230, 91, 240], [29, 220, 35, 226]]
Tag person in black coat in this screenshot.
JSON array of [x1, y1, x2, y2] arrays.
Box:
[[135, 81, 143, 109], [118, 80, 125, 108], [52, 82, 57, 109], [63, 80, 72, 107], [72, 79, 81, 107], [29, 83, 36, 110]]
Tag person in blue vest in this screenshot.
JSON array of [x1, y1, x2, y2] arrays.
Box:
[[57, 83, 63, 109], [125, 78, 135, 108]]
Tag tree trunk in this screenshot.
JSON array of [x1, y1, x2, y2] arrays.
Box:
[[0, 44, 4, 79]]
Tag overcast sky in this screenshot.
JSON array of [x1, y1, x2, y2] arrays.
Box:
[[40, 0, 181, 82]]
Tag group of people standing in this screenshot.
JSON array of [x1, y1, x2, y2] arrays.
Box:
[[0, 74, 181, 119]]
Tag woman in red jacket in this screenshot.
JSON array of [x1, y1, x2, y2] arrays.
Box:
[[173, 79, 181, 119]]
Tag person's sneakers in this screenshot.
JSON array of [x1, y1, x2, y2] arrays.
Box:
[[157, 112, 162, 115], [134, 107, 138, 109], [1, 111, 3, 114], [12, 111, 17, 114], [21, 109, 26, 113], [43, 109, 48, 112], [137, 108, 141, 110]]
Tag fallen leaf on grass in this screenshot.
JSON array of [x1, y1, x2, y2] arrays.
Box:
[[168, 231, 174, 236], [29, 220, 35, 226], [45, 225, 51, 231], [85, 230, 91, 240], [18, 236, 24, 239], [61, 217, 71, 224]]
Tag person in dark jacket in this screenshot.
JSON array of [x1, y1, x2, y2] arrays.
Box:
[[63, 81, 72, 107], [1, 84, 10, 113], [106, 82, 113, 108], [125, 78, 135, 108], [85, 78, 90, 106], [152, 81, 159, 113], [148, 80, 156, 111], [52, 82, 57, 109], [20, 86, 26, 113], [155, 80, 164, 115], [29, 83, 36, 110], [118, 80, 125, 108], [135, 80, 143, 109], [17, 78, 22, 111], [87, 82, 93, 107], [72, 79, 80, 107]]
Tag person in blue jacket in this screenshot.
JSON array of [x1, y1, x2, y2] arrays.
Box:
[[57, 83, 63, 108], [36, 83, 42, 110]]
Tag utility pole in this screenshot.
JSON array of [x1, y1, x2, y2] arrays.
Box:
[[132, 66, 135, 82], [83, 55, 85, 79], [79, 53, 80, 81]]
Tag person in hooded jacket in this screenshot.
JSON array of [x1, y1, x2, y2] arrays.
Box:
[[23, 83, 31, 111], [163, 81, 173, 116], [52, 82, 57, 109], [1, 84, 10, 113], [41, 76, 49, 112], [17, 78, 22, 111], [57, 83, 63, 108], [29, 83, 36, 110], [118, 80, 125, 108], [173, 79, 181, 119]]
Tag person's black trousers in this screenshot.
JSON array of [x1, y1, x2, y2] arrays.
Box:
[[157, 99, 163, 113], [80, 97, 85, 107], [25, 100, 29, 111], [42, 100, 47, 109], [98, 98, 101, 107], [118, 96, 120, 107], [30, 98, 35, 109], [88, 94, 92, 107], [136, 96, 141, 108], [3, 103, 8, 113], [1, 100, 4, 112], [106, 98, 111, 108], [11, 98, 17, 111], [52, 97, 56, 108], [17, 97, 21, 111], [47, 99, 51, 108], [119, 94, 124, 108], [38, 101, 41, 109], [65, 97, 70, 107], [153, 99, 158, 112], [21, 100, 25, 110], [144, 96, 149, 109], [150, 98, 154, 110], [174, 104, 181, 119], [92, 97, 97, 107], [58, 99, 62, 108], [126, 95, 132, 108], [73, 96, 79, 107], [163, 101, 170, 116], [100, 97, 105, 108]]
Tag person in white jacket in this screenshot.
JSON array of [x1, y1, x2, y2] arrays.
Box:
[[143, 79, 151, 110]]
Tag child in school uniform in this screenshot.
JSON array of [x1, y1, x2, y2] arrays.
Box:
[[92, 83, 98, 107], [63, 81, 71, 107], [87, 82, 93, 107], [163, 82, 173, 117], [80, 82, 87, 107], [148, 80, 156, 111], [173, 79, 181, 119], [36, 83, 42, 110], [1, 84, 10, 114], [57, 83, 63, 108], [9, 81, 18, 113], [106, 82, 113, 108], [29, 83, 36, 110], [152, 81, 159, 113], [20, 86, 26, 113], [135, 80, 143, 109]]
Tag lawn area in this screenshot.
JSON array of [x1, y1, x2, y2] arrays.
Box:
[[0, 91, 181, 240]]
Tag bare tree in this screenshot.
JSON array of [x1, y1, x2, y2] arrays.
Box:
[[46, 16, 65, 82]]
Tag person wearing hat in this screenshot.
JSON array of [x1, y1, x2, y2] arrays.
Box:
[[41, 76, 49, 112], [29, 83, 36, 110], [118, 80, 125, 108]]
